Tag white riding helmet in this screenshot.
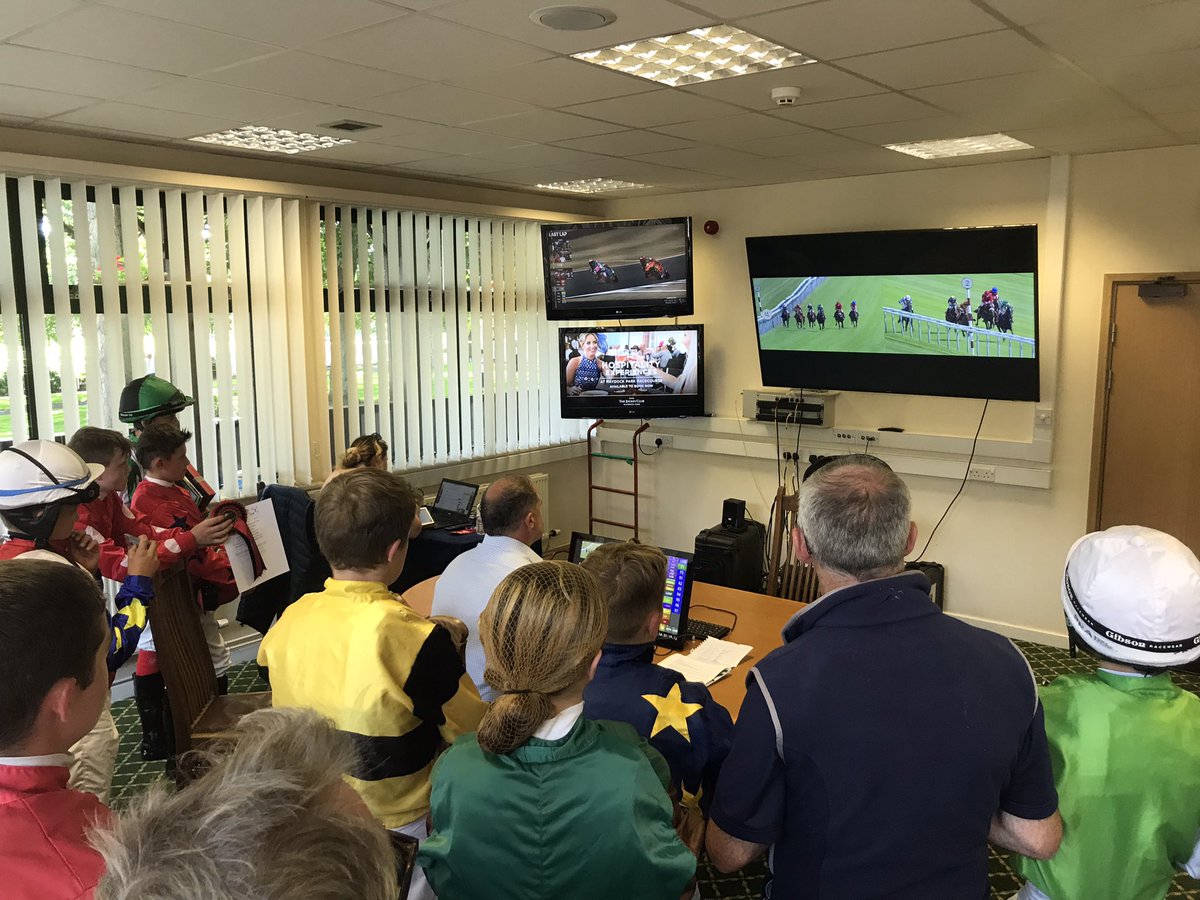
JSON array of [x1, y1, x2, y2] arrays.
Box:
[[0, 440, 102, 546], [1062, 525, 1200, 668]]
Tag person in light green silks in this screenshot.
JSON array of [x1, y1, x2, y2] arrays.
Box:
[[1013, 526, 1200, 900]]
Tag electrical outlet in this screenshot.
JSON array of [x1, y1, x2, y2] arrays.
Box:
[[832, 429, 876, 444], [967, 464, 996, 482], [653, 434, 674, 448], [1034, 407, 1053, 427]]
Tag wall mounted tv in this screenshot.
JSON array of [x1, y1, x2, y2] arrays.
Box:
[[542, 217, 693, 320], [747, 225, 1040, 401], [559, 325, 704, 419]]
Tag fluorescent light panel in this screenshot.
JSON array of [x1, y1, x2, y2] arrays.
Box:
[[536, 177, 648, 193], [572, 25, 815, 87], [190, 125, 354, 155], [885, 133, 1034, 159]]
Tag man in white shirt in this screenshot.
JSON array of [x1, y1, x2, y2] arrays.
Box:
[[431, 475, 543, 701]]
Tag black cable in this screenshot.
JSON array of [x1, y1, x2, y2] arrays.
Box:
[[913, 399, 989, 562], [688, 604, 738, 631], [774, 405, 783, 487], [636, 424, 661, 456]]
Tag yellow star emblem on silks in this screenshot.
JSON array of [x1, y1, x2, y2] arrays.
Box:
[[642, 683, 704, 743]]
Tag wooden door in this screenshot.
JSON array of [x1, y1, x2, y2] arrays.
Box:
[[1089, 276, 1200, 557]]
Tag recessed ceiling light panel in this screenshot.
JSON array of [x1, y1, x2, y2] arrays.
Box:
[[885, 133, 1035, 159], [572, 25, 815, 87], [190, 125, 354, 155], [531, 6, 616, 30], [536, 177, 648, 193]]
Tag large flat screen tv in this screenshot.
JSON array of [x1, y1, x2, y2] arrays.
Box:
[[559, 325, 704, 419], [747, 225, 1039, 401], [542, 217, 693, 320]]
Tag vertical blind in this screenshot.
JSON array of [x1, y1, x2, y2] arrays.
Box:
[[0, 172, 585, 495], [0, 175, 314, 495], [320, 204, 587, 469]]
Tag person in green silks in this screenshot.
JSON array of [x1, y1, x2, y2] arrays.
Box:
[[419, 561, 696, 900], [1012, 526, 1200, 900]]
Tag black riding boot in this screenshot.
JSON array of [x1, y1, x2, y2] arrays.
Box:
[[217, 673, 229, 696], [133, 672, 170, 761]]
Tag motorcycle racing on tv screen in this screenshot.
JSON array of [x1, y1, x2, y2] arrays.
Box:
[[542, 218, 693, 320], [559, 326, 704, 419], [747, 225, 1040, 401]]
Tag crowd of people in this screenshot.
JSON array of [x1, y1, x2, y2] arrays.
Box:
[[0, 374, 1198, 900]]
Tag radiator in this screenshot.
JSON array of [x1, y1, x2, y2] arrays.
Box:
[[424, 472, 551, 540]]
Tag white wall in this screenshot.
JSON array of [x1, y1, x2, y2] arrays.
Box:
[[598, 146, 1200, 644]]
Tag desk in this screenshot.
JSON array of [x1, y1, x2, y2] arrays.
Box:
[[684, 581, 803, 719]]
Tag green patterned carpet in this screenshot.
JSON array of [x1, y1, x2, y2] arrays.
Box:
[[109, 642, 1200, 898]]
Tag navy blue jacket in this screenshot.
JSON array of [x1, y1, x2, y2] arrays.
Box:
[[710, 571, 1057, 899], [584, 641, 733, 812]]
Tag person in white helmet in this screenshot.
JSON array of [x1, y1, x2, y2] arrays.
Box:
[[0, 440, 161, 801], [1012, 526, 1200, 900]]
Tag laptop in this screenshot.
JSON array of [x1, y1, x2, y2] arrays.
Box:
[[567, 532, 704, 650], [426, 479, 479, 530]]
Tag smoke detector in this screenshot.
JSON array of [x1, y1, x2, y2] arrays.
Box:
[[531, 6, 616, 30], [771, 86, 803, 106]]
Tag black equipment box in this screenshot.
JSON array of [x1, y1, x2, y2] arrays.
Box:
[[692, 520, 766, 593]]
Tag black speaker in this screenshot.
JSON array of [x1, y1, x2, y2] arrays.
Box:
[[693, 520, 765, 592], [721, 497, 747, 531]]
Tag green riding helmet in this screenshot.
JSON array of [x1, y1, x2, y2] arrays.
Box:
[[118, 374, 194, 427]]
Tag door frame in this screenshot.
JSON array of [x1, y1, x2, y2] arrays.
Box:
[[1087, 272, 1200, 531]]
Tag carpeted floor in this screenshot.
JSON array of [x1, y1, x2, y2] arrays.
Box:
[[109, 641, 1200, 898]]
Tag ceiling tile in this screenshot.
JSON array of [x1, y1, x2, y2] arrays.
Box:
[[1158, 110, 1200, 131], [13, 6, 278, 75], [554, 129, 697, 155], [741, 0, 1006, 60], [373, 121, 533, 154], [0, 0, 84, 42], [655, 113, 810, 145], [912, 69, 1143, 130], [682, 0, 816, 19], [0, 46, 180, 99], [391, 155, 511, 176], [981, 0, 1174, 27], [675, 64, 886, 111], [258, 104, 437, 143], [1080, 47, 1200, 92], [52, 102, 239, 138], [305, 15, 552, 80], [449, 57, 650, 107], [1129, 83, 1200, 114], [774, 92, 939, 130], [202, 52, 424, 106], [468, 144, 610, 168], [631, 145, 774, 177], [1007, 116, 1178, 153], [467, 110, 622, 142], [837, 31, 1062, 90], [293, 140, 440, 165], [782, 145, 935, 175], [560, 89, 745, 129], [834, 115, 988, 145], [356, 84, 534, 126], [0, 85, 97, 119], [119, 80, 311, 121], [1028, 1, 1200, 63], [101, 0, 407, 47], [429, 0, 715, 53], [727, 130, 872, 157]]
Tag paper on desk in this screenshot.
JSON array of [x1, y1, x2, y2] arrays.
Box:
[[225, 498, 289, 594], [659, 654, 730, 687], [688, 637, 752, 668]]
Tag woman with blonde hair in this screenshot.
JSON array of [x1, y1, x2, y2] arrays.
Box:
[[322, 433, 388, 486], [419, 561, 695, 900]]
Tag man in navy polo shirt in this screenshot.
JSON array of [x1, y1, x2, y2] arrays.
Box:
[[706, 455, 1062, 898]]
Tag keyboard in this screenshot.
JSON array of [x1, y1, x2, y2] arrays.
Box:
[[685, 617, 731, 640]]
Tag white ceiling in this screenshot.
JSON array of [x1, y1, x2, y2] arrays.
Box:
[[1, 0, 1197, 198]]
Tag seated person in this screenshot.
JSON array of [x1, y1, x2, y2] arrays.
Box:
[[420, 561, 696, 900], [0, 559, 122, 899], [258, 468, 485, 900], [68, 426, 232, 762], [1012, 526, 1200, 900], [92, 708, 398, 900], [131, 424, 236, 763], [564, 331, 613, 395], [0, 440, 160, 801], [581, 542, 733, 813], [323, 432, 389, 486], [432, 474, 543, 701]]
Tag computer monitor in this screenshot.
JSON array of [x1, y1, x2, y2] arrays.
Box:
[[567, 533, 694, 649], [433, 479, 478, 514]]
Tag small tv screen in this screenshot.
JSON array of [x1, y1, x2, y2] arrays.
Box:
[[559, 325, 704, 419], [542, 217, 693, 320], [748, 225, 1039, 401]]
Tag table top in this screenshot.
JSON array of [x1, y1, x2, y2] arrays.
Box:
[[678, 581, 804, 719]]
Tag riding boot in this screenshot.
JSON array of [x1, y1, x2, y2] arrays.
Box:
[[133, 673, 170, 761], [217, 673, 229, 696]]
